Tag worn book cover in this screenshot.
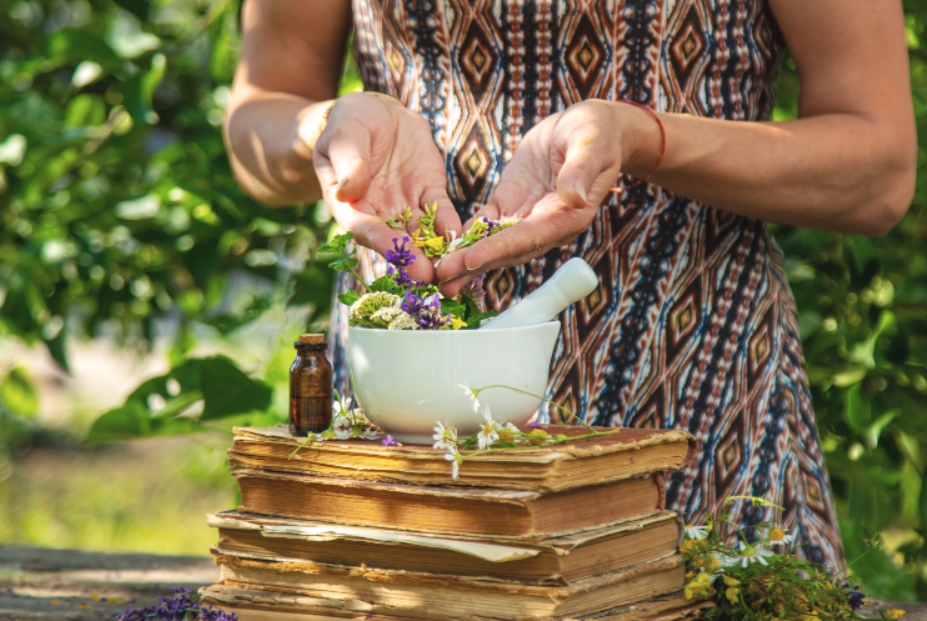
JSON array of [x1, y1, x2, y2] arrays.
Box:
[[230, 425, 694, 492], [210, 551, 686, 620], [235, 469, 665, 539], [209, 510, 681, 585], [199, 583, 712, 621]]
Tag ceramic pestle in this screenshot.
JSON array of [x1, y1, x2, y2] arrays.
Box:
[[480, 258, 599, 330]]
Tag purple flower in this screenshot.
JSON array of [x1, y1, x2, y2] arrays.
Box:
[[382, 434, 399, 447], [458, 274, 487, 309], [480, 216, 502, 234], [116, 586, 238, 621], [842, 583, 865, 611], [388, 264, 421, 288], [402, 291, 449, 329], [385, 236, 422, 288], [385, 236, 414, 269]]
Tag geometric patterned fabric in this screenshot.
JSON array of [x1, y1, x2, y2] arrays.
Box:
[[329, 0, 845, 570]]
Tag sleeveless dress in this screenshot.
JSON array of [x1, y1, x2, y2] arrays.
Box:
[[330, 0, 845, 569]]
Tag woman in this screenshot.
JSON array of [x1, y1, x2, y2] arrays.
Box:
[[224, 0, 916, 570]]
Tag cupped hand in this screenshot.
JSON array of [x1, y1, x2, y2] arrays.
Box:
[[312, 92, 462, 283], [436, 100, 648, 297]]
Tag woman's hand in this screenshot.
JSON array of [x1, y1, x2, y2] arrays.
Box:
[[313, 92, 462, 283], [436, 100, 659, 296]]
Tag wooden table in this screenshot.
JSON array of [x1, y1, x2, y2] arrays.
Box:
[[1, 545, 924, 620]]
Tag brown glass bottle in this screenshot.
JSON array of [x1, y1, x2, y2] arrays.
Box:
[[289, 333, 333, 436]]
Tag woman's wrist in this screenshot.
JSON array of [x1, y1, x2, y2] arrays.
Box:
[[612, 100, 665, 181], [296, 99, 338, 154]]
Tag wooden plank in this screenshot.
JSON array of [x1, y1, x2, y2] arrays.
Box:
[[0, 545, 217, 620]]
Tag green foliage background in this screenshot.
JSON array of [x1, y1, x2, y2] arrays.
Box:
[[1, 0, 925, 601]]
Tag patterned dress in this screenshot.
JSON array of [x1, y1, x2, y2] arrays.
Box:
[[330, 0, 845, 569]]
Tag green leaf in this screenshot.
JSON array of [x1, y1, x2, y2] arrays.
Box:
[[87, 402, 152, 442], [199, 355, 273, 420], [845, 384, 872, 431], [43, 331, 69, 373], [317, 232, 354, 255], [866, 409, 900, 449], [42, 30, 122, 70], [124, 53, 167, 124], [338, 290, 361, 306], [0, 367, 38, 418], [368, 275, 399, 293]]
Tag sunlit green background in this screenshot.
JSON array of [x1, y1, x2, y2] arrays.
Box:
[[1, 0, 925, 602]]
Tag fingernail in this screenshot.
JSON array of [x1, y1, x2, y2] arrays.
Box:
[[575, 183, 588, 204], [335, 178, 349, 195], [465, 262, 483, 272]]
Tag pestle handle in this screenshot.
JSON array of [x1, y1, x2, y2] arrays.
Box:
[[481, 258, 599, 330]]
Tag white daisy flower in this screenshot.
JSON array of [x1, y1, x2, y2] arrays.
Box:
[[444, 448, 462, 480], [458, 383, 481, 414], [477, 404, 500, 449], [684, 524, 710, 540], [730, 541, 775, 567], [764, 526, 795, 547], [432, 421, 458, 450], [332, 413, 354, 440], [332, 394, 353, 418]]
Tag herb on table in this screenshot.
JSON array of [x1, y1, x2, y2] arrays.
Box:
[[115, 587, 236, 621], [678, 496, 901, 621]]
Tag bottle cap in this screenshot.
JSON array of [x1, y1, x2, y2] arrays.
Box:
[[298, 333, 325, 345]]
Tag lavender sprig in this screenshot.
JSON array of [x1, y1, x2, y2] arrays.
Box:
[[115, 587, 237, 621]]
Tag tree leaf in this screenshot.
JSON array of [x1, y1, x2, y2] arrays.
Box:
[[199, 355, 273, 420], [846, 384, 872, 431], [0, 367, 38, 418]]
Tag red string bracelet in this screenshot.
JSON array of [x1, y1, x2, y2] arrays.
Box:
[[610, 100, 666, 195]]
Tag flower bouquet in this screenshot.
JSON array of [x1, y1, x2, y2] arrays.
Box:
[[679, 496, 905, 621]]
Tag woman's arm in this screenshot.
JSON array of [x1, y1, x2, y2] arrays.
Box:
[[224, 0, 351, 206], [225, 0, 462, 282], [649, 0, 916, 235]]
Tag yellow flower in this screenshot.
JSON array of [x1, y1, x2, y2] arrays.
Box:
[[497, 427, 516, 443], [526, 428, 550, 445], [449, 315, 468, 330], [885, 609, 906, 619], [423, 236, 445, 250], [723, 574, 741, 604], [683, 572, 712, 600], [725, 585, 740, 604]]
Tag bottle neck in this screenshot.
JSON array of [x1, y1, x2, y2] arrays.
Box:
[[295, 344, 327, 356]]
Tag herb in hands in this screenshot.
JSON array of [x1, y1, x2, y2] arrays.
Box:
[[321, 226, 504, 331]]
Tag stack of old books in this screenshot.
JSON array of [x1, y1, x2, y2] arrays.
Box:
[[199, 424, 709, 621]]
